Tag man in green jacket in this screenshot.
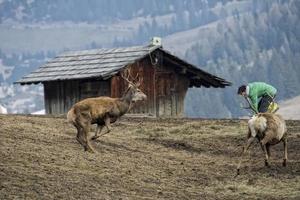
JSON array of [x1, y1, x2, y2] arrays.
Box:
[[237, 82, 277, 113]]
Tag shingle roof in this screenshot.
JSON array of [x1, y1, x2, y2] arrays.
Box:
[[16, 45, 231, 88]]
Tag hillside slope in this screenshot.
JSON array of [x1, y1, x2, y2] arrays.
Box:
[[0, 115, 299, 199], [278, 95, 300, 120]]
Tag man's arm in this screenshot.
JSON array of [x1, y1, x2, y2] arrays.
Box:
[[247, 96, 258, 113]]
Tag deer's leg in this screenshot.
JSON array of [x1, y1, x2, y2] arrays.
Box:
[[266, 144, 271, 157], [236, 137, 255, 175], [260, 131, 275, 166], [260, 131, 273, 146], [83, 122, 95, 153], [91, 117, 111, 140], [91, 125, 104, 140], [76, 127, 84, 146], [94, 119, 111, 139], [282, 137, 287, 167], [77, 121, 90, 151], [75, 123, 85, 147], [99, 117, 111, 137], [261, 143, 271, 156], [260, 143, 270, 167]]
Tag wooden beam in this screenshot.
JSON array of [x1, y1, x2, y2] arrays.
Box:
[[180, 67, 187, 74], [163, 56, 222, 88]]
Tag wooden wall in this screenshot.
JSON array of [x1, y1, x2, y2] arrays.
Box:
[[44, 79, 110, 114], [44, 53, 190, 117], [155, 59, 189, 117], [110, 55, 189, 117], [110, 58, 156, 116]]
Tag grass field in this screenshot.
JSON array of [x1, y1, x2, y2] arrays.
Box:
[[0, 114, 299, 199]]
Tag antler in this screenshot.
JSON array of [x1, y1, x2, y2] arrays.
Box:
[[121, 68, 143, 87], [127, 70, 140, 84], [121, 68, 133, 85]]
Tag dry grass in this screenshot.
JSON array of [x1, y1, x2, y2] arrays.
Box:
[[0, 115, 299, 200]]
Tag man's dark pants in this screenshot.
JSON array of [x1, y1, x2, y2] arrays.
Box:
[[258, 95, 274, 113]]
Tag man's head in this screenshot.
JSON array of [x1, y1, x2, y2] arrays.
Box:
[[237, 85, 247, 97]]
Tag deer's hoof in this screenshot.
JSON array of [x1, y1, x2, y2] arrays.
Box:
[[264, 160, 269, 167], [91, 136, 98, 140], [282, 159, 287, 167], [236, 169, 240, 177], [88, 149, 96, 153], [85, 147, 96, 153]]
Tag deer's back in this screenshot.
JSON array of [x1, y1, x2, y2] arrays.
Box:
[[72, 97, 118, 120], [256, 113, 287, 144]]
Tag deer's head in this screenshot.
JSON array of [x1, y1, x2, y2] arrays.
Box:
[[121, 69, 147, 103]]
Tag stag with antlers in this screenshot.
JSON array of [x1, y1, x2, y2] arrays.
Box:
[[67, 69, 147, 152]]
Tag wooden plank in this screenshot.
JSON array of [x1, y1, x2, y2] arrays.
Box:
[[43, 83, 50, 114], [64, 80, 76, 113], [165, 97, 171, 116], [49, 82, 57, 114], [171, 93, 177, 116], [59, 81, 64, 114], [158, 97, 164, 116], [163, 55, 222, 88], [54, 82, 60, 114]]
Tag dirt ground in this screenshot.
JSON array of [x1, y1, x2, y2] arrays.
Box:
[[0, 114, 299, 200]]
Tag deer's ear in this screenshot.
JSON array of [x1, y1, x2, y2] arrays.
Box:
[[135, 82, 140, 87]]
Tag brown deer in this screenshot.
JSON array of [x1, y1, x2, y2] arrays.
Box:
[[67, 69, 147, 152], [236, 112, 288, 175]]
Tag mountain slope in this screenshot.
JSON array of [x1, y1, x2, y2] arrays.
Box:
[[278, 95, 300, 120], [166, 0, 300, 117]]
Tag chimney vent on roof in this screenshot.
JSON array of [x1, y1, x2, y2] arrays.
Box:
[[150, 37, 162, 46]]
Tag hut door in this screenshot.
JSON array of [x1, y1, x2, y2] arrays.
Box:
[[155, 72, 177, 117]]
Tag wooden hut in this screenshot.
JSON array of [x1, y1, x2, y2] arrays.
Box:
[[16, 44, 231, 117]]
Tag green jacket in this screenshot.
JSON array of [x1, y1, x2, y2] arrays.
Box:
[[247, 82, 277, 112]]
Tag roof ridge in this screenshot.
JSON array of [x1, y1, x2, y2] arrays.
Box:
[[59, 45, 160, 57]]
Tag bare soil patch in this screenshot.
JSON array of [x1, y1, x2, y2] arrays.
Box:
[[0, 115, 299, 199]]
